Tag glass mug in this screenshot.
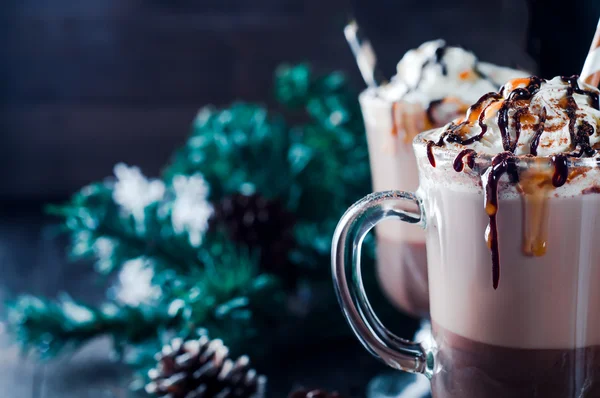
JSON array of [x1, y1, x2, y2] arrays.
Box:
[[359, 90, 429, 318], [332, 133, 600, 397]]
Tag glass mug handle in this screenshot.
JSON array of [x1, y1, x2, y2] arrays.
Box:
[[331, 190, 431, 376]]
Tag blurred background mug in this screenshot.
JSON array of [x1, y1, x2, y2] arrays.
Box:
[[332, 132, 600, 397], [359, 89, 430, 318]]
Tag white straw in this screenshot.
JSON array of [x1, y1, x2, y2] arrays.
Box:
[[343, 20, 384, 88], [581, 17, 600, 87]]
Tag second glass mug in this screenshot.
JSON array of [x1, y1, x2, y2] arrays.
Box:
[[332, 133, 600, 397]]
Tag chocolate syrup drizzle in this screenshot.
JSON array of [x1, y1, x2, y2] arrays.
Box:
[[426, 93, 504, 167], [561, 75, 600, 110], [511, 108, 527, 153], [426, 141, 437, 167], [484, 152, 517, 289], [434, 46, 448, 76], [439, 93, 504, 148], [426, 99, 444, 126], [529, 107, 547, 156], [560, 76, 599, 159], [551, 154, 568, 188], [426, 75, 600, 289], [413, 44, 450, 95], [426, 131, 451, 167], [453, 149, 477, 172]]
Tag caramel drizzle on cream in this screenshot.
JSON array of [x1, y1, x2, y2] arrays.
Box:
[[518, 167, 553, 257]]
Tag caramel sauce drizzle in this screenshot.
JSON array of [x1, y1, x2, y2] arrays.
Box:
[[519, 167, 553, 258], [393, 100, 436, 145], [391, 102, 401, 137], [505, 77, 535, 89], [425, 97, 471, 134], [518, 156, 567, 259], [389, 101, 421, 149]]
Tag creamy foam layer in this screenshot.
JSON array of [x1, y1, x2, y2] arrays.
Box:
[[377, 40, 528, 111], [427, 76, 600, 156], [414, 141, 600, 199]]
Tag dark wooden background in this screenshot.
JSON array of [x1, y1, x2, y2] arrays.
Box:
[[0, 0, 538, 199]]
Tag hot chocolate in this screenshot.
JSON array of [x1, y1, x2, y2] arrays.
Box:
[[419, 75, 600, 397], [432, 325, 600, 398], [362, 40, 527, 316]]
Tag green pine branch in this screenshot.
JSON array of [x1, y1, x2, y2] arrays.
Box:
[[161, 241, 287, 355], [6, 294, 176, 359], [48, 182, 204, 276], [6, 239, 287, 361], [275, 64, 372, 261], [7, 63, 376, 372], [163, 103, 292, 203], [156, 65, 372, 280]]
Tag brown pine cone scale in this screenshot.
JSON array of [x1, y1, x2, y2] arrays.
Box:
[[214, 193, 296, 285], [146, 334, 266, 398]]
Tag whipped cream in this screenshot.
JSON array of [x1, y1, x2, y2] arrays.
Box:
[[428, 76, 600, 157], [377, 40, 529, 109]]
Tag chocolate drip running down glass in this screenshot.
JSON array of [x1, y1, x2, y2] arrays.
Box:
[[335, 76, 600, 397], [360, 39, 527, 317]]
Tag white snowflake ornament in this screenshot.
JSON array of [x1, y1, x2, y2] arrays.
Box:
[[170, 174, 213, 248], [112, 163, 165, 231]]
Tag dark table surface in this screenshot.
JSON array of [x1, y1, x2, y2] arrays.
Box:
[[0, 201, 418, 397]]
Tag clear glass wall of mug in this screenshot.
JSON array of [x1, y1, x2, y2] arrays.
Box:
[[359, 90, 430, 317], [332, 133, 600, 397]]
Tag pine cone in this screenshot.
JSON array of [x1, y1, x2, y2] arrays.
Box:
[[214, 193, 296, 285], [145, 334, 266, 398], [289, 389, 344, 398]]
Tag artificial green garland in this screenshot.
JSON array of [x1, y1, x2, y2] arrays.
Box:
[[5, 64, 378, 390]]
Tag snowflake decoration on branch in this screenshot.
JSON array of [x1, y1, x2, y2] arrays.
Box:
[[112, 163, 166, 232], [169, 174, 213, 248], [111, 257, 161, 307]]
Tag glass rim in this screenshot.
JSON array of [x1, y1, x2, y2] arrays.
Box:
[[413, 128, 600, 171]]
